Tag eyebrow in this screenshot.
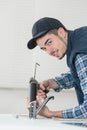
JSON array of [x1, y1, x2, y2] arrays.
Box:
[[44, 39, 50, 45], [40, 39, 50, 50]]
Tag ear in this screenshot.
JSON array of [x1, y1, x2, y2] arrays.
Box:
[[57, 27, 66, 38]]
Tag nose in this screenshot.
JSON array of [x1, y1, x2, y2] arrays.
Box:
[[46, 47, 54, 56]]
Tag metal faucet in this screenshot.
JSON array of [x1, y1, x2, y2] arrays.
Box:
[[29, 94, 54, 119], [28, 63, 54, 119], [36, 96, 54, 115]]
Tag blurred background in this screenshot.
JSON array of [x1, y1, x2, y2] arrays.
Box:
[[0, 0, 87, 115]]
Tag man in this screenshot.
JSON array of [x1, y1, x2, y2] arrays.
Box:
[[27, 17, 87, 118]]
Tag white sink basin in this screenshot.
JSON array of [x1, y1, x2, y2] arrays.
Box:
[[0, 114, 86, 130]]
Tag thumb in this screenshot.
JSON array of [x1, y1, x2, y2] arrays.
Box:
[[36, 96, 44, 106]]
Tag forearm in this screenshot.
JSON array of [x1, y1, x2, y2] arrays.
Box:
[[50, 111, 63, 118], [53, 71, 76, 92], [50, 101, 87, 119], [62, 101, 87, 118]]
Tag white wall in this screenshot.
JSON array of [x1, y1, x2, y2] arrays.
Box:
[[0, 88, 78, 114], [0, 0, 87, 88], [0, 0, 35, 88]]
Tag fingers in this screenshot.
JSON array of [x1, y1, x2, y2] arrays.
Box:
[[39, 80, 50, 92], [36, 95, 45, 104], [37, 80, 50, 101], [39, 83, 46, 90], [37, 89, 47, 99]]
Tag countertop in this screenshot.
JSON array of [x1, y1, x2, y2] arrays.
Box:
[[0, 114, 87, 130]]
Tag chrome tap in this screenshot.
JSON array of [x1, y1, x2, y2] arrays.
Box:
[[36, 96, 54, 115]]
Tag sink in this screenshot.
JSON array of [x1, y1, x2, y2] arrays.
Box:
[[0, 114, 86, 130], [14, 114, 45, 119], [14, 114, 87, 128]]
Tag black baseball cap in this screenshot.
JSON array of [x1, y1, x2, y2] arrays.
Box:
[[27, 17, 66, 49]]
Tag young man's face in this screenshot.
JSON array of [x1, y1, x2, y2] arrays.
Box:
[[36, 28, 67, 60]]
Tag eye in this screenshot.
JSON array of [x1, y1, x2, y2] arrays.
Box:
[[46, 40, 52, 46], [40, 47, 46, 51]]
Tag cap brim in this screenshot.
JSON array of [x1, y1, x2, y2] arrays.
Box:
[[27, 30, 48, 49], [27, 39, 37, 49]]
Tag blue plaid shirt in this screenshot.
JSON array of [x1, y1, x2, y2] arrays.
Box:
[[53, 53, 87, 118]]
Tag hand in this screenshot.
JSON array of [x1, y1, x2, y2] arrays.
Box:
[[37, 96, 53, 118], [37, 95, 63, 118], [39, 80, 50, 92], [39, 79, 58, 91], [37, 89, 47, 99], [37, 79, 51, 99], [38, 105, 53, 118], [37, 79, 58, 99]]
